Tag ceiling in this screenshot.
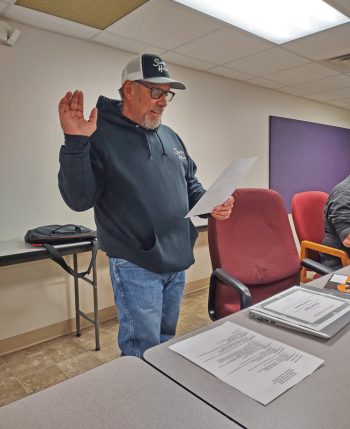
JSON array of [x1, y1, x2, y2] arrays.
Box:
[[2, 0, 350, 110]]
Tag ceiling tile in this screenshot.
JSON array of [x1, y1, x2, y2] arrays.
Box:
[[208, 66, 255, 81], [265, 63, 338, 85], [283, 23, 350, 61], [106, 0, 222, 50], [304, 93, 331, 102], [162, 51, 215, 71], [0, 1, 7, 12], [4, 5, 100, 39], [92, 31, 164, 55], [327, 98, 350, 108], [278, 86, 314, 96], [293, 74, 350, 92], [14, 0, 148, 30], [175, 27, 273, 64], [245, 77, 284, 89], [225, 48, 310, 76], [308, 86, 350, 101], [324, 0, 350, 16]]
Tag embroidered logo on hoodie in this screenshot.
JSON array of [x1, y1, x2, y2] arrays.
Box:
[[173, 148, 186, 160]]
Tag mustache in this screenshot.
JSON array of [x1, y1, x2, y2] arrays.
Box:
[[150, 108, 163, 114]]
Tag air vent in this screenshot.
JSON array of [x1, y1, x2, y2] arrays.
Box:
[[319, 53, 350, 72]]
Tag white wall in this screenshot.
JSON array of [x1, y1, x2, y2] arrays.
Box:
[[1, 23, 350, 344]]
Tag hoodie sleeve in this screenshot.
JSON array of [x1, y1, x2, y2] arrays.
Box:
[[58, 134, 105, 212], [174, 134, 206, 211], [186, 154, 206, 210]]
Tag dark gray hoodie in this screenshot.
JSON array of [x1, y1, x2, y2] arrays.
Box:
[[321, 175, 350, 270], [58, 96, 206, 273]]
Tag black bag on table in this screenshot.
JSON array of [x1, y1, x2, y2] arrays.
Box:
[[24, 224, 97, 278], [25, 224, 96, 244]]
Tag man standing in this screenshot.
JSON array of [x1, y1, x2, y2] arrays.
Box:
[[321, 176, 350, 270], [58, 53, 233, 357]]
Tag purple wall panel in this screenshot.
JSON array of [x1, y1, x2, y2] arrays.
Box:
[[269, 116, 350, 212]]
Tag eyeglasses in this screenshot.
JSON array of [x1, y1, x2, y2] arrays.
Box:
[[136, 81, 175, 102]]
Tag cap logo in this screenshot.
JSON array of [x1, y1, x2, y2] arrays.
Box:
[[153, 58, 168, 73], [121, 53, 186, 90]]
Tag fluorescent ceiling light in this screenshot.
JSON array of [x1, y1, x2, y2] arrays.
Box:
[[173, 0, 350, 44]]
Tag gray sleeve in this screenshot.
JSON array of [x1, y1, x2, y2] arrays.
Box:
[[327, 190, 350, 241]]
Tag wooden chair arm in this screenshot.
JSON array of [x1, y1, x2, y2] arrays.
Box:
[[300, 240, 350, 266]]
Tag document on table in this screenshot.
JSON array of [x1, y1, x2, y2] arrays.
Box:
[[169, 321, 324, 405], [251, 286, 350, 332], [185, 156, 257, 218]]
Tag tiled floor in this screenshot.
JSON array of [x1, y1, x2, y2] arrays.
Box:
[[0, 287, 211, 407]]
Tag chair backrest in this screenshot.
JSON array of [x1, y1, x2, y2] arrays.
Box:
[[291, 191, 328, 245], [208, 188, 301, 318]]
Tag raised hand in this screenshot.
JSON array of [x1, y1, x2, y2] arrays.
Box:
[[58, 90, 97, 136]]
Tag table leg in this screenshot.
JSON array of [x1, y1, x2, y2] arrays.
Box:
[[73, 254, 81, 337], [92, 255, 100, 351]]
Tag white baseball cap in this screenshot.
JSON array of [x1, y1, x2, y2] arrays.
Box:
[[121, 53, 186, 90]]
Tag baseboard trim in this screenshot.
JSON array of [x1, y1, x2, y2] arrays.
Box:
[[0, 306, 117, 356], [0, 278, 209, 356]]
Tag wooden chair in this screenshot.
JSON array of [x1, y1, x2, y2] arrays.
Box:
[[291, 191, 350, 283]]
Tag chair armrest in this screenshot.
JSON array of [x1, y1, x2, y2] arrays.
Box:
[[301, 258, 333, 276], [208, 268, 252, 321], [300, 240, 350, 266]]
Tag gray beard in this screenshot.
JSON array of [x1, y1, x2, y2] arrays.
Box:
[[143, 115, 161, 129]]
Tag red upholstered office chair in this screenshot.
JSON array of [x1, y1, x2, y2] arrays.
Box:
[[291, 191, 350, 283], [207, 188, 331, 321]]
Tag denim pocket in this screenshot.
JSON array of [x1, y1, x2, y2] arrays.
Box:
[[111, 257, 128, 267]]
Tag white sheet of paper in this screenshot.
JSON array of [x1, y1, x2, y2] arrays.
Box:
[[185, 156, 257, 218], [169, 321, 324, 405], [257, 287, 350, 331]]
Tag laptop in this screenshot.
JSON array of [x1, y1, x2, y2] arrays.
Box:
[[249, 285, 350, 339]]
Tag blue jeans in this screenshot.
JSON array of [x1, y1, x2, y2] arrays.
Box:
[[109, 258, 186, 358]]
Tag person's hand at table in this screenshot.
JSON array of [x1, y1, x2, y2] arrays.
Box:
[[211, 196, 234, 220]]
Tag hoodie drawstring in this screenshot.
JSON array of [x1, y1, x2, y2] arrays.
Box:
[[155, 130, 167, 157], [146, 136, 152, 159], [141, 129, 168, 159]]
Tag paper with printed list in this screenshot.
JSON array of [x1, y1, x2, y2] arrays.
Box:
[[185, 156, 257, 218], [169, 321, 324, 405]]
